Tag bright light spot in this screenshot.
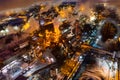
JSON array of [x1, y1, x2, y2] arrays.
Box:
[[59, 10, 66, 18], [22, 22, 30, 31], [51, 58, 54, 62], [38, 33, 43, 37], [41, 6, 45, 10], [114, 36, 117, 39], [2, 69, 7, 73], [0, 30, 5, 33], [54, 24, 61, 43], [67, 6, 72, 12], [90, 16, 96, 21], [36, 46, 40, 49], [95, 38, 99, 44], [79, 5, 85, 11], [98, 36, 102, 39], [5, 28, 9, 33], [79, 56, 82, 59], [79, 56, 83, 61], [103, 3, 108, 6], [22, 55, 28, 59], [119, 37, 120, 42], [40, 20, 45, 26], [14, 26, 19, 30], [58, 18, 66, 22]]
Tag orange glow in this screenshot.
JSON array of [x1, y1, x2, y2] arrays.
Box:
[[67, 6, 72, 12], [22, 22, 30, 31], [79, 5, 85, 11], [42, 24, 61, 48], [54, 24, 61, 43], [59, 10, 66, 18], [44, 30, 53, 48]]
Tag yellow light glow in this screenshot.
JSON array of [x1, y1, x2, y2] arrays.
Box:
[[90, 16, 96, 21], [22, 22, 30, 31], [59, 10, 66, 18], [119, 37, 120, 42], [67, 6, 72, 12], [41, 6, 45, 10], [79, 5, 85, 11], [55, 7, 59, 12], [54, 25, 61, 43], [38, 33, 43, 37], [42, 24, 61, 48], [18, 16, 27, 22]]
